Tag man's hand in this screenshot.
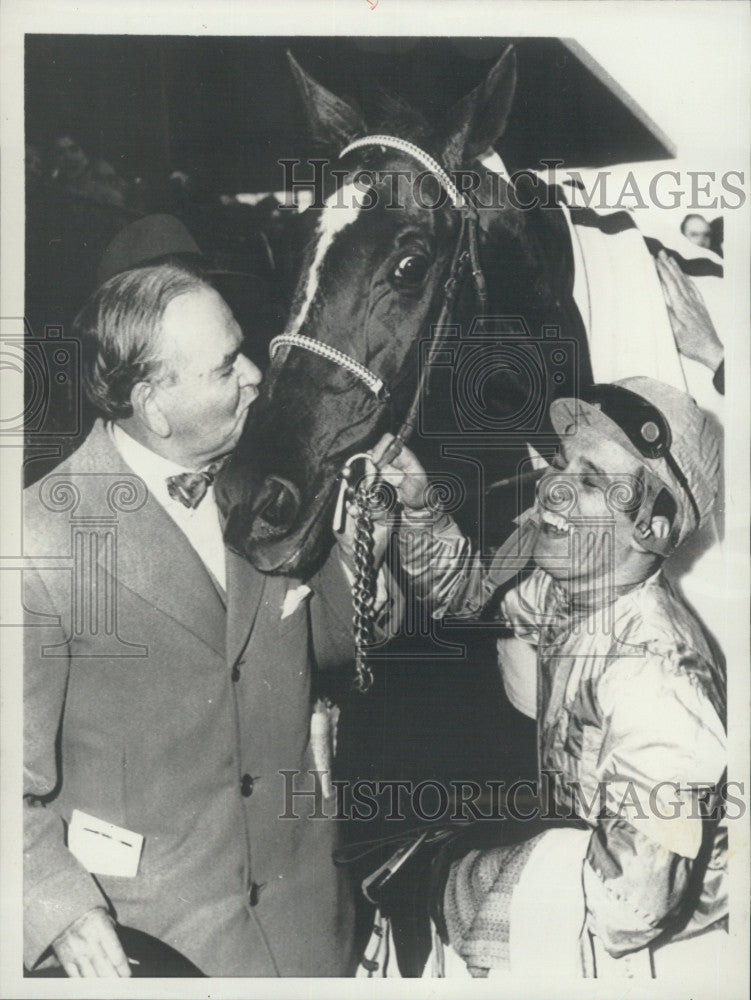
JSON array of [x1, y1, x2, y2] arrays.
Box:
[[656, 249, 724, 371], [52, 906, 131, 977]]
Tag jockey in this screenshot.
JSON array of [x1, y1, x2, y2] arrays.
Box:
[[368, 376, 727, 978]]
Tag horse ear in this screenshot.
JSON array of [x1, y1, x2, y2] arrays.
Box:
[[287, 51, 366, 151], [442, 45, 517, 170]]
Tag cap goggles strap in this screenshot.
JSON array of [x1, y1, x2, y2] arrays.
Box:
[[581, 383, 701, 529]]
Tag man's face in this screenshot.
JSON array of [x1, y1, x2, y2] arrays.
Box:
[[531, 425, 646, 592], [155, 286, 262, 468], [683, 217, 712, 249]]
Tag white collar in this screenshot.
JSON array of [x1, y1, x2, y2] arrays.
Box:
[[109, 422, 195, 498]]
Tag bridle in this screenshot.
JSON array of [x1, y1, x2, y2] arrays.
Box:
[[268, 134, 491, 691], [269, 134, 489, 459]]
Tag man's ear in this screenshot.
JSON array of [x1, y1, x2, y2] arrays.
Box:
[[441, 45, 517, 171], [131, 381, 170, 439]]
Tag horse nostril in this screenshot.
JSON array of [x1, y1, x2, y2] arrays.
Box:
[[253, 476, 301, 534]]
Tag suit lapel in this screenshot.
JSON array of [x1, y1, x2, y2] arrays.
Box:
[[225, 548, 267, 668], [115, 496, 227, 659], [76, 422, 227, 659]]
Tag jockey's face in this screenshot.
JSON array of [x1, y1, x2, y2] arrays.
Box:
[[531, 426, 660, 594], [154, 286, 262, 468]]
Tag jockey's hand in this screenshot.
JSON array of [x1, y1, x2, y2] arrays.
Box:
[[333, 434, 430, 571], [656, 250, 724, 372], [370, 434, 429, 511], [52, 907, 131, 977]]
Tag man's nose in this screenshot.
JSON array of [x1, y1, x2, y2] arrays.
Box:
[[237, 353, 262, 388]]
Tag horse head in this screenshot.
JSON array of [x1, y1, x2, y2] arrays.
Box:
[[218, 46, 585, 576]]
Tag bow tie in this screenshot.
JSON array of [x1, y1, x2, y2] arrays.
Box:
[[166, 458, 227, 509]]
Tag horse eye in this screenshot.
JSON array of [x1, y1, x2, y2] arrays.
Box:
[[391, 254, 429, 288]]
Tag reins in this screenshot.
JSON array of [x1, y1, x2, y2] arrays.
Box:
[[268, 135, 489, 692]]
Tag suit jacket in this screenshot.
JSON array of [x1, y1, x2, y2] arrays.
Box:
[[23, 420, 357, 976]]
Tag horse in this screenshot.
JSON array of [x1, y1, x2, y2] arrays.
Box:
[[218, 46, 593, 579]]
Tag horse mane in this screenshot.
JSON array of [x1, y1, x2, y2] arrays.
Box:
[[301, 84, 435, 155], [299, 87, 367, 155], [370, 87, 435, 146]]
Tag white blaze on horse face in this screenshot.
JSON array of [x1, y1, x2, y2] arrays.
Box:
[[286, 183, 363, 340]]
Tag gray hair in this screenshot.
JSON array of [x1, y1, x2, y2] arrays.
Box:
[[76, 263, 211, 419]]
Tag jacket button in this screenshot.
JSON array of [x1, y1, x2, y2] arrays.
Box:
[[231, 663, 241, 682], [248, 881, 265, 907], [240, 773, 255, 797]]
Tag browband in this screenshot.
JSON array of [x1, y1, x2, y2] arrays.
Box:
[[340, 134, 465, 207]]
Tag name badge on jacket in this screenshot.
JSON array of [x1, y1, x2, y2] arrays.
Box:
[[67, 809, 144, 877]]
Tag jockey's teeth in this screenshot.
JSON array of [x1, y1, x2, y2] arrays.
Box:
[[540, 510, 571, 534]]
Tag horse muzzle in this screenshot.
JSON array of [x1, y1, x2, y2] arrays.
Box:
[[223, 472, 335, 575], [251, 475, 302, 537]]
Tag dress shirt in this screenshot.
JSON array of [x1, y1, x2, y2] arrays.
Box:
[[109, 423, 226, 591]]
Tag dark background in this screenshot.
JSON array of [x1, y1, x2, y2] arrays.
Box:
[[25, 34, 672, 193]]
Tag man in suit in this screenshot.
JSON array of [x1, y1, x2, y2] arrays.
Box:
[[23, 262, 359, 976]]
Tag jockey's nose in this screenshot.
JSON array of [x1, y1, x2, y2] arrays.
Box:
[[536, 468, 578, 517]]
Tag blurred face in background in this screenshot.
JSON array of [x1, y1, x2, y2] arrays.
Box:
[[52, 135, 89, 180], [682, 215, 712, 250]]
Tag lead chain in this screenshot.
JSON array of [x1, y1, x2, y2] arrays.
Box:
[[352, 483, 378, 693]]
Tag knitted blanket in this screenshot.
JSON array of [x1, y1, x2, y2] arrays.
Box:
[[443, 835, 546, 976]]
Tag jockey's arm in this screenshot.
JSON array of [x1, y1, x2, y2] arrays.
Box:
[[394, 505, 528, 624], [371, 434, 524, 624], [579, 648, 726, 957]]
